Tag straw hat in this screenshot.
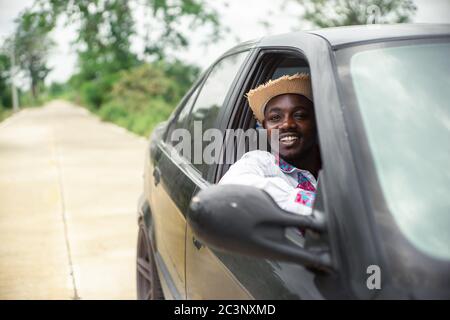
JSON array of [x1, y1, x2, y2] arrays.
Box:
[[246, 73, 312, 122]]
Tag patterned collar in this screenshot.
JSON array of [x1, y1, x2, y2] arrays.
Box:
[[274, 153, 318, 187], [275, 153, 298, 173]]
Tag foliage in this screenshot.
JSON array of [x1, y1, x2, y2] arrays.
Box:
[[1, 0, 221, 132], [8, 9, 55, 100], [110, 61, 199, 107], [36, 0, 221, 69], [95, 60, 199, 136], [0, 54, 12, 108], [78, 72, 121, 108], [294, 0, 417, 27], [98, 98, 174, 136], [141, 0, 222, 59], [66, 0, 139, 80], [19, 89, 48, 107], [1, 54, 14, 120], [47, 82, 67, 97], [0, 107, 12, 122]]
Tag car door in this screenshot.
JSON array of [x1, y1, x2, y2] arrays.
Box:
[[185, 38, 354, 299], [183, 50, 256, 299], [151, 49, 252, 299], [149, 81, 204, 299]]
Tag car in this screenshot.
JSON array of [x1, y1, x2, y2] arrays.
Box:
[[136, 24, 450, 300]]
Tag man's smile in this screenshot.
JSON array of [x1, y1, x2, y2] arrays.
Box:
[[279, 132, 301, 147]]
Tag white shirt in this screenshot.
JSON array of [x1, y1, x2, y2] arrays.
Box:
[[219, 150, 317, 216]]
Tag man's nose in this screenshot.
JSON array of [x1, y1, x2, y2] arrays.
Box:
[[280, 116, 296, 130]]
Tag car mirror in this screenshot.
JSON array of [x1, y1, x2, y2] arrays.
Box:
[[188, 184, 333, 272]]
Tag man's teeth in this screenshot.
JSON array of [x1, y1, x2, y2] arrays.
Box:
[[280, 136, 298, 142]]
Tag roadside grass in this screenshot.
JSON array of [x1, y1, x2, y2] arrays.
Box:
[[48, 86, 178, 138], [0, 92, 46, 124], [96, 98, 175, 137], [0, 107, 12, 123]]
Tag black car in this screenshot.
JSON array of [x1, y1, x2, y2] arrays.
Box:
[[136, 24, 450, 300]]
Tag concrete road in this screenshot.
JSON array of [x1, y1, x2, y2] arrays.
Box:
[[0, 101, 147, 299]]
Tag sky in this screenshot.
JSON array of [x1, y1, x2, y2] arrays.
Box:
[[1, 0, 450, 85]]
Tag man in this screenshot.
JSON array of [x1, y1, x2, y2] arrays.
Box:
[[219, 73, 321, 216]]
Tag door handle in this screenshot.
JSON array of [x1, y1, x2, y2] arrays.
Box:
[[153, 167, 161, 186], [193, 237, 203, 250]]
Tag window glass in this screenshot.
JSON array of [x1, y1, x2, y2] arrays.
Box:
[[186, 51, 248, 176], [166, 85, 201, 143], [349, 40, 450, 260]]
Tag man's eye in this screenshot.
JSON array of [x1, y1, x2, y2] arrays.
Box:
[[269, 114, 281, 121], [294, 112, 308, 120]]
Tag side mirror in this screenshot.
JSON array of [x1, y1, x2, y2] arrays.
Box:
[[188, 184, 333, 272]]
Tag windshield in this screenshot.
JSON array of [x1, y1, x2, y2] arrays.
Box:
[[343, 39, 450, 260]]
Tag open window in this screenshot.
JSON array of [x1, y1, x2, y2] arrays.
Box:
[[164, 51, 250, 180], [214, 50, 313, 183]]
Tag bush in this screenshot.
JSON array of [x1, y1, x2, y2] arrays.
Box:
[[19, 90, 47, 107], [79, 72, 121, 109], [132, 99, 175, 135], [110, 64, 174, 110], [98, 101, 130, 121], [0, 105, 12, 122], [98, 97, 175, 136], [48, 82, 66, 97], [0, 90, 12, 109], [60, 60, 199, 136]]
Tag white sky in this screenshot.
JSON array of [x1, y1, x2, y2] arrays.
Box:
[[1, 0, 449, 85]]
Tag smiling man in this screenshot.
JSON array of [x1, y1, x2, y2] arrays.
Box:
[[219, 73, 321, 215]]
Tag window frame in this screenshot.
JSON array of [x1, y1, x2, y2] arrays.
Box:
[[212, 48, 312, 184], [164, 49, 254, 183]]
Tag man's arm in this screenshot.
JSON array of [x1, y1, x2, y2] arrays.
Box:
[[219, 151, 313, 216]]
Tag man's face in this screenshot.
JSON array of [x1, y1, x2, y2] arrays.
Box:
[[263, 93, 317, 163]]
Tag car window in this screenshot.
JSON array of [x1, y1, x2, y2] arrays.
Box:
[[165, 84, 201, 143], [186, 51, 248, 177], [177, 86, 200, 128], [216, 54, 312, 182]]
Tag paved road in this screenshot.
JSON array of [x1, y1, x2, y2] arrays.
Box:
[[0, 101, 147, 299]]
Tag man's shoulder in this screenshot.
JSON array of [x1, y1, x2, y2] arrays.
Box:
[[239, 150, 276, 165], [220, 150, 278, 183]]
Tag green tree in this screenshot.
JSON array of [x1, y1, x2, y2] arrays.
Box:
[[141, 0, 222, 60], [0, 54, 12, 108], [37, 0, 221, 69], [97, 60, 199, 135], [293, 0, 417, 27], [70, 0, 139, 80], [9, 9, 55, 99], [108, 60, 199, 111], [30, 0, 141, 107], [30, 0, 220, 108]]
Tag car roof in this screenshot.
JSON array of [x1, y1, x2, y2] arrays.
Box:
[[308, 23, 450, 48], [222, 24, 450, 57]]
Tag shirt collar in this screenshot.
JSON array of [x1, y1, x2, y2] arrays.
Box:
[[275, 153, 318, 186], [275, 153, 298, 174]]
